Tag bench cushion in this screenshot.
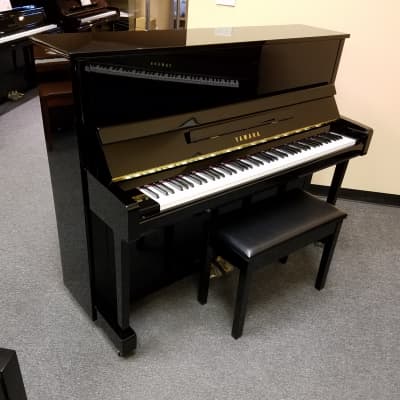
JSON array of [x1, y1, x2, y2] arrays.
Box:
[[214, 189, 346, 259]]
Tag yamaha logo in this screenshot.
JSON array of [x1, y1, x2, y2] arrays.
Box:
[[235, 131, 261, 143], [149, 61, 172, 68]]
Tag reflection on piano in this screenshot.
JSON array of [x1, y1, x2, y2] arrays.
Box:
[[31, 25, 372, 356], [54, 0, 119, 32], [0, 3, 57, 101]]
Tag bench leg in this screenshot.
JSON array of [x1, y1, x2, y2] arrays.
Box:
[[315, 220, 343, 290], [232, 265, 252, 339], [198, 244, 213, 305]]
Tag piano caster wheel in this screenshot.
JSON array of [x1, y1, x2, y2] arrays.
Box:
[[117, 348, 136, 357]]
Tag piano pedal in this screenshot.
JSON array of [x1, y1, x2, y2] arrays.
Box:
[[214, 256, 235, 275], [209, 262, 223, 279], [7, 90, 24, 101], [314, 240, 324, 248]]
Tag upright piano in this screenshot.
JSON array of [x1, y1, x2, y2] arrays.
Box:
[[0, 2, 57, 101], [31, 25, 372, 356], [52, 0, 119, 32]]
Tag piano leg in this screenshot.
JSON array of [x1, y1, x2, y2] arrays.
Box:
[[198, 210, 214, 305], [94, 233, 137, 357], [327, 160, 349, 205], [164, 225, 175, 272]]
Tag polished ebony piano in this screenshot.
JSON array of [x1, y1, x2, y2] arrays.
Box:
[[31, 25, 372, 356], [52, 0, 119, 32], [0, 2, 57, 101]]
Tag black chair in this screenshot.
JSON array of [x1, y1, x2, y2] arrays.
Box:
[[198, 189, 347, 339]]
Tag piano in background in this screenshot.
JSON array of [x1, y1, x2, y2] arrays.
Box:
[[51, 0, 119, 32], [31, 26, 373, 356], [0, 2, 58, 102]]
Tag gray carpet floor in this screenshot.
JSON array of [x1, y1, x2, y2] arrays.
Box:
[[0, 97, 399, 400]]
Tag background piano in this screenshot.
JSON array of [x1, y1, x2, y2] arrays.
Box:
[[31, 25, 372, 356], [52, 0, 119, 32], [0, 1, 57, 102]]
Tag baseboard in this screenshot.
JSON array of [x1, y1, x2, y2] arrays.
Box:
[[308, 184, 400, 207]]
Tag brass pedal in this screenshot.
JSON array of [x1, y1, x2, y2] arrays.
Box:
[[209, 262, 223, 279], [215, 256, 235, 274], [7, 90, 24, 101]]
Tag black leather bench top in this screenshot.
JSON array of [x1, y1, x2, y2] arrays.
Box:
[[215, 190, 347, 259]]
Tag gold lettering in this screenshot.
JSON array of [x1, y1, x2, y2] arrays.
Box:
[[234, 131, 262, 144]]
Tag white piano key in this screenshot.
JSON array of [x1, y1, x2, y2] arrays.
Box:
[[80, 10, 117, 24], [0, 24, 57, 44], [139, 133, 357, 211], [85, 63, 240, 88]]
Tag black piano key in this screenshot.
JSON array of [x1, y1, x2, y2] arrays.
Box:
[[201, 170, 216, 180], [262, 151, 278, 161], [143, 186, 160, 199], [237, 159, 253, 169], [246, 156, 263, 166], [216, 165, 233, 175], [302, 139, 321, 147], [255, 153, 272, 163], [210, 167, 225, 178], [221, 163, 238, 174], [167, 179, 184, 191], [175, 177, 190, 189], [187, 173, 203, 184], [327, 132, 343, 141], [206, 169, 222, 179], [229, 161, 245, 171], [286, 144, 303, 153], [153, 183, 170, 196], [293, 142, 311, 150], [178, 176, 194, 187], [318, 134, 334, 142], [279, 145, 296, 155], [158, 182, 175, 194], [311, 136, 328, 145], [269, 149, 288, 158], [309, 138, 324, 146], [192, 172, 208, 183], [314, 135, 330, 144]]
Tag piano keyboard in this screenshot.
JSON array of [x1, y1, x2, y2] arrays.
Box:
[[85, 63, 240, 88], [138, 132, 356, 212], [80, 10, 117, 24], [0, 24, 57, 44]]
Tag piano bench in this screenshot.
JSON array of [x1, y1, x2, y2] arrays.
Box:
[[198, 189, 347, 339], [38, 80, 73, 150]]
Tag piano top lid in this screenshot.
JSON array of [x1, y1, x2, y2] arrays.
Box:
[[30, 24, 349, 59]]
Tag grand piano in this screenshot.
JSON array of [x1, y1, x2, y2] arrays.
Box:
[[31, 25, 372, 356]]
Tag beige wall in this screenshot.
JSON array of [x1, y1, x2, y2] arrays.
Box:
[[187, 1, 400, 195]]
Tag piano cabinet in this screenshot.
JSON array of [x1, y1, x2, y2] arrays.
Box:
[[0, 40, 36, 102], [30, 25, 373, 356]]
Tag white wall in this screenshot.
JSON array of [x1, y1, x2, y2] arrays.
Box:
[[187, 1, 400, 195]]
